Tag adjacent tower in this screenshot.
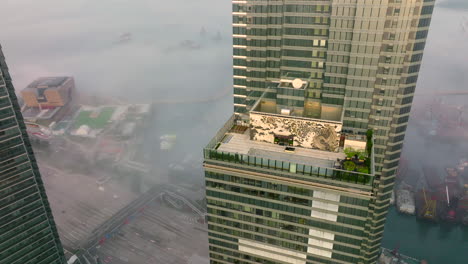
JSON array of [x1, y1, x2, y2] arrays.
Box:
[[0, 44, 66, 263], [204, 0, 435, 263]]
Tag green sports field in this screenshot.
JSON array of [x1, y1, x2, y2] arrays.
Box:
[[73, 107, 115, 129]]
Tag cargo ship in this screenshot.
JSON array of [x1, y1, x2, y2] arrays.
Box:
[[413, 160, 468, 224], [415, 188, 438, 222]]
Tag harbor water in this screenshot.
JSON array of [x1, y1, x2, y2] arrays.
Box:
[[382, 207, 468, 264]]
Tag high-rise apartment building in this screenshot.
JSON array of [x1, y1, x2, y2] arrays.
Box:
[[204, 0, 435, 263], [0, 44, 66, 263]]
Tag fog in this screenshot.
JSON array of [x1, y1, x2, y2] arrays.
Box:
[[2, 0, 467, 184], [1, 0, 468, 263], [400, 3, 468, 183], [1, 0, 235, 184], [0, 0, 232, 103]]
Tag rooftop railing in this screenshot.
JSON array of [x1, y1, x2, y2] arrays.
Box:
[[204, 115, 375, 186], [205, 114, 237, 150], [204, 148, 374, 186]]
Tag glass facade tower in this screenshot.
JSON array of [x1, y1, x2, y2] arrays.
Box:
[[0, 44, 66, 264], [204, 0, 435, 263]]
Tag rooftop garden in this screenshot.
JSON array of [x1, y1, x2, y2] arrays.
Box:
[[204, 146, 373, 186], [341, 129, 373, 174], [204, 115, 374, 186]]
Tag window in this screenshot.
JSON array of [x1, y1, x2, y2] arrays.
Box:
[[416, 30, 428, 39], [386, 44, 394, 52], [395, 125, 407, 134], [397, 116, 409, 124], [418, 18, 432, 27], [406, 76, 418, 84], [413, 42, 426, 51], [403, 86, 415, 94], [399, 106, 411, 115], [411, 53, 423, 62], [389, 143, 403, 152], [421, 5, 434, 15], [402, 96, 413, 105], [408, 64, 421, 74]]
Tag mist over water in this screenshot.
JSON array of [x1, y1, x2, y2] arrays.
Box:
[[401, 4, 468, 176], [1, 0, 468, 263], [0, 0, 233, 104]]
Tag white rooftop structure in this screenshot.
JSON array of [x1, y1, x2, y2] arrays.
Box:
[[75, 125, 90, 136]]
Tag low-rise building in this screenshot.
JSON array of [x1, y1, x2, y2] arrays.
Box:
[[21, 76, 74, 108]]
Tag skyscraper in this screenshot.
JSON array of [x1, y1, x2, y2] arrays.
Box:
[[204, 0, 435, 263], [0, 44, 66, 263]]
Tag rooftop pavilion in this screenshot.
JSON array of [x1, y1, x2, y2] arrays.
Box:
[[204, 92, 375, 188]]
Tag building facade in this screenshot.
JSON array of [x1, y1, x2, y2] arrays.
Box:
[[21, 76, 74, 108], [0, 44, 66, 263], [204, 0, 435, 263]]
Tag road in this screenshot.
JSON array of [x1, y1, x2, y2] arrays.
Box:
[[38, 162, 138, 254], [94, 200, 209, 264]]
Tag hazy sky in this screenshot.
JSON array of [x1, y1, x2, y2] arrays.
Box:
[[0, 0, 233, 103], [1, 0, 467, 153], [439, 0, 468, 10], [1, 0, 467, 136], [1, 1, 467, 101]]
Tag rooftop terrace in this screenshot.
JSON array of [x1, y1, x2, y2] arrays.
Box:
[[218, 131, 344, 169], [204, 114, 375, 187]]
